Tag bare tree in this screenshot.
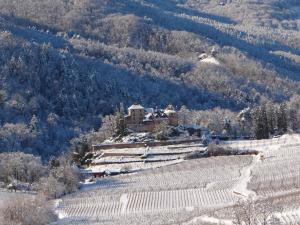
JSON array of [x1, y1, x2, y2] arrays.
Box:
[[99, 114, 118, 139], [0, 152, 46, 185], [233, 197, 282, 225], [154, 120, 169, 141], [36, 154, 79, 199], [38, 175, 66, 199], [178, 105, 190, 126]]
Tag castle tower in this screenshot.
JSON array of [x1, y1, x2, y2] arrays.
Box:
[[127, 104, 145, 124], [164, 105, 179, 126]]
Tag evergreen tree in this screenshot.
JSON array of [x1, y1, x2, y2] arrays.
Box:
[[253, 108, 263, 139], [253, 106, 269, 139], [289, 107, 298, 131], [266, 103, 276, 135], [223, 118, 232, 137], [115, 103, 126, 137], [277, 103, 288, 134], [260, 104, 269, 139]]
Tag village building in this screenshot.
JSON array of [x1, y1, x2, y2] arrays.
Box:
[[125, 104, 145, 125], [124, 104, 179, 132]]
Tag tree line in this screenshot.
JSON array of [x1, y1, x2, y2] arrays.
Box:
[[252, 103, 289, 139]]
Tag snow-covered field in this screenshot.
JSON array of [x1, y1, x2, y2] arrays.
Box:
[[0, 191, 12, 207], [55, 135, 300, 225]]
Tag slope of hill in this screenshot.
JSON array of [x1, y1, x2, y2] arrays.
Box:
[[0, 0, 299, 157]]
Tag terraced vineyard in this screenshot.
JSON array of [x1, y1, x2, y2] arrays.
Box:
[[56, 155, 251, 224], [56, 135, 300, 225], [87, 143, 207, 175], [248, 140, 300, 197]]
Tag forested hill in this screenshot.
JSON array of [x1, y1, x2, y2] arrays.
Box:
[[0, 0, 299, 157]]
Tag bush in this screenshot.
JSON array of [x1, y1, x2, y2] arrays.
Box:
[[206, 143, 258, 157], [155, 131, 169, 141], [0, 194, 57, 225], [70, 136, 90, 164], [206, 143, 231, 156], [184, 143, 259, 160]]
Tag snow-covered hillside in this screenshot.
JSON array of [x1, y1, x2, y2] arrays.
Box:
[[0, 0, 299, 157]]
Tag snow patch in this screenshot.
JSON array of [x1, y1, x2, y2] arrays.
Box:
[[200, 56, 220, 65], [120, 194, 128, 213], [54, 199, 68, 219], [185, 206, 195, 212]]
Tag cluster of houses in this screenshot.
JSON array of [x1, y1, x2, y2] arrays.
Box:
[[123, 103, 211, 137], [124, 104, 179, 132]]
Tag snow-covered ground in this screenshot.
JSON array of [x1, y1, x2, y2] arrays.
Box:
[[232, 154, 259, 198], [200, 56, 220, 65], [86, 142, 205, 175], [55, 134, 300, 225], [0, 191, 12, 207]]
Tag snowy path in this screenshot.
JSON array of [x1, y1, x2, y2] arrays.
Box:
[[232, 154, 261, 199]]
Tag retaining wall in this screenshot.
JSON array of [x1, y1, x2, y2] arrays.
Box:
[[92, 138, 202, 151]]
